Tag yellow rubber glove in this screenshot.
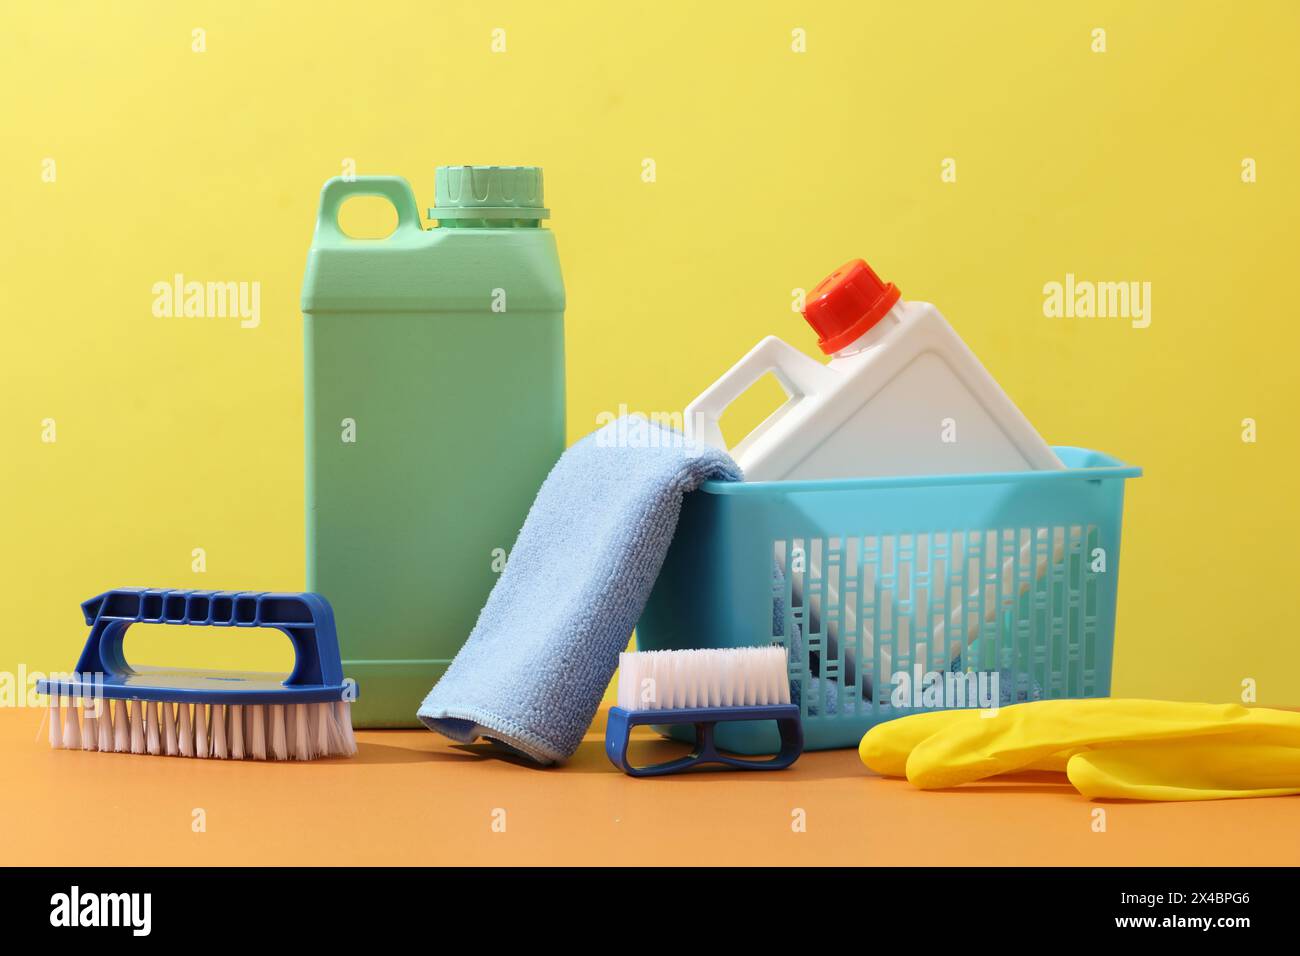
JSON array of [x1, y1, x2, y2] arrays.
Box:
[[859, 706, 1072, 776], [858, 699, 1300, 800], [1067, 741, 1300, 801], [858, 708, 977, 777]]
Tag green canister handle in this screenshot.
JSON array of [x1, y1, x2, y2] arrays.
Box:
[[314, 175, 423, 242]]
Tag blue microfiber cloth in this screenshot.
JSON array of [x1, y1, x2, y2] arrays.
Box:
[[417, 415, 741, 764]]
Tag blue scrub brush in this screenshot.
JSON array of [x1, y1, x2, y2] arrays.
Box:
[[605, 646, 803, 776], [37, 588, 358, 761]]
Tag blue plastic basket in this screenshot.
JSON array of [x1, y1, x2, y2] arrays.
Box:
[[637, 447, 1141, 754]]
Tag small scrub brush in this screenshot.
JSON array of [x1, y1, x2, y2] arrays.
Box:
[[606, 645, 802, 776], [38, 588, 358, 761]]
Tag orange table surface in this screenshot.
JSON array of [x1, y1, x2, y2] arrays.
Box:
[[3, 706, 1297, 867]]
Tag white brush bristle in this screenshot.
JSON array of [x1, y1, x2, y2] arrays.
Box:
[[145, 701, 161, 755], [175, 703, 192, 756], [62, 696, 81, 750], [97, 701, 113, 752], [81, 699, 98, 752], [315, 701, 330, 756], [617, 646, 792, 711], [46, 695, 357, 761], [194, 704, 209, 759], [292, 703, 311, 761], [229, 704, 245, 760], [129, 701, 145, 754], [112, 699, 129, 753], [251, 705, 267, 760], [336, 701, 357, 755], [212, 704, 228, 759], [163, 702, 178, 756], [271, 705, 287, 760]]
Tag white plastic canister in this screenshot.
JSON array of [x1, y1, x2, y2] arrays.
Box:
[[687, 259, 1063, 481]]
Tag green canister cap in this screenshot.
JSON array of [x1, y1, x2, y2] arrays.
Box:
[[432, 165, 549, 220]]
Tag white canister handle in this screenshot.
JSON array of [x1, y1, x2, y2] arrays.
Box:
[[686, 336, 833, 452]]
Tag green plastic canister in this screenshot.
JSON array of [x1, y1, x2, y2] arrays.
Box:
[[301, 166, 565, 726]]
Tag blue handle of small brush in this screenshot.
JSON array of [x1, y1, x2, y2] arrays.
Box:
[[605, 704, 803, 776], [38, 588, 349, 704]]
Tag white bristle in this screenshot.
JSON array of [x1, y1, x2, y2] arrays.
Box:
[[293, 703, 311, 760], [62, 696, 82, 750], [306, 705, 319, 758], [314, 703, 330, 756], [97, 701, 113, 752], [285, 702, 297, 752], [163, 702, 178, 756], [319, 703, 339, 755], [617, 646, 792, 712], [145, 701, 161, 755], [212, 704, 228, 759], [271, 705, 288, 760], [336, 700, 357, 755], [49, 697, 63, 749], [177, 703, 194, 757], [229, 704, 245, 760], [308, 703, 320, 752], [128, 700, 145, 754], [112, 700, 128, 752], [81, 699, 98, 751], [194, 703, 209, 758], [251, 705, 267, 760], [326, 702, 348, 755]]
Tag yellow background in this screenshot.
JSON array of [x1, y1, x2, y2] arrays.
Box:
[[2, 1, 1297, 703]]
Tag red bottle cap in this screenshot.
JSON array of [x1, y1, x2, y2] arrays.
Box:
[[802, 259, 901, 354]]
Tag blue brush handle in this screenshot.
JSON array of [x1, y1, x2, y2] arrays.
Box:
[[605, 704, 803, 776], [36, 588, 352, 705]]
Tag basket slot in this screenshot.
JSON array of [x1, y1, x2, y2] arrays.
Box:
[[774, 521, 1103, 722]]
